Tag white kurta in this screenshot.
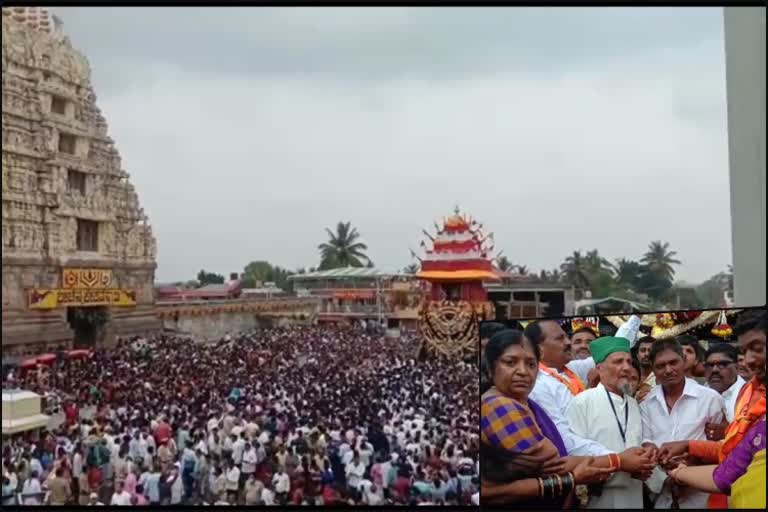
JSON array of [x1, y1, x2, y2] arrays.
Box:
[[566, 383, 644, 509], [640, 378, 725, 509], [530, 365, 612, 457]]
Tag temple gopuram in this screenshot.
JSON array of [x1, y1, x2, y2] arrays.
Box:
[[415, 208, 497, 360], [2, 7, 160, 357]]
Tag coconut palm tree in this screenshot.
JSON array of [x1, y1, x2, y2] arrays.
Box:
[[612, 258, 646, 290], [495, 256, 513, 272], [584, 249, 614, 276], [540, 269, 562, 283], [317, 221, 371, 270], [641, 241, 682, 284], [560, 251, 591, 289]]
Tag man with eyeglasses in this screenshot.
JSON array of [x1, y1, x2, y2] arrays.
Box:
[[703, 343, 746, 443]]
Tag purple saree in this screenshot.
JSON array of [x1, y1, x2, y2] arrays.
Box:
[[713, 418, 766, 493]]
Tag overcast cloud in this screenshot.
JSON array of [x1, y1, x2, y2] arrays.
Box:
[[50, 7, 731, 284]]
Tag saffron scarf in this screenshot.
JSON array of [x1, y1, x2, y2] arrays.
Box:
[[538, 363, 586, 396]]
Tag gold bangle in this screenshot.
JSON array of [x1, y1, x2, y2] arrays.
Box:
[[555, 474, 563, 495], [537, 477, 544, 497]]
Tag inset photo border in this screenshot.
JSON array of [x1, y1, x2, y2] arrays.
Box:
[[479, 306, 766, 509]]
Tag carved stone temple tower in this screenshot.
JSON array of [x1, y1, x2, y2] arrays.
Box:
[[2, 7, 161, 357]]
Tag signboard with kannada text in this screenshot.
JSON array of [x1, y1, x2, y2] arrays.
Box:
[[28, 288, 137, 310]]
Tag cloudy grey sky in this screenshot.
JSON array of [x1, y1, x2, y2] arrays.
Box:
[[51, 7, 732, 284]]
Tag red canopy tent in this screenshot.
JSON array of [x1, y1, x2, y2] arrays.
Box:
[[67, 349, 91, 359], [36, 353, 57, 365], [19, 358, 38, 369]]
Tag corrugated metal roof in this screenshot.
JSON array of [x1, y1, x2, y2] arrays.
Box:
[[290, 267, 395, 280], [575, 297, 648, 308]]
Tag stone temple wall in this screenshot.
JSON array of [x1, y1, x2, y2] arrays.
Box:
[[2, 7, 161, 358]]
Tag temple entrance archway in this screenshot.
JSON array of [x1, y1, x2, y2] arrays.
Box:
[[67, 306, 110, 348]]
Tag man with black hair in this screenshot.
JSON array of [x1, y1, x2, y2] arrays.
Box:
[[676, 335, 706, 383], [656, 308, 766, 510], [480, 322, 506, 394], [571, 326, 599, 360], [704, 343, 745, 423], [632, 336, 657, 403], [524, 319, 612, 456], [639, 338, 725, 509]]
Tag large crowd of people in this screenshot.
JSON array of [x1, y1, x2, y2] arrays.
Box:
[[481, 308, 766, 509], [2, 325, 479, 506]]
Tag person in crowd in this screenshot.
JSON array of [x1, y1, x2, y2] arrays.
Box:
[[566, 336, 653, 508], [628, 358, 642, 396], [677, 335, 707, 383], [570, 321, 599, 361], [640, 339, 726, 509], [656, 309, 766, 510], [480, 322, 507, 394], [736, 353, 753, 381], [704, 343, 746, 428], [632, 336, 658, 403], [668, 374, 765, 509], [480, 329, 652, 507], [2, 325, 478, 507], [524, 320, 609, 456]]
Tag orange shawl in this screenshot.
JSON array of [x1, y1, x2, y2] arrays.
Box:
[[539, 363, 586, 396]]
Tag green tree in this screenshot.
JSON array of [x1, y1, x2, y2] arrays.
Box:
[[242, 261, 295, 291], [560, 251, 592, 290], [495, 256, 513, 272], [516, 265, 529, 276], [584, 249, 614, 277], [641, 241, 682, 283], [317, 221, 370, 270], [695, 266, 733, 308], [243, 261, 274, 285], [666, 286, 703, 309], [612, 258, 646, 291], [539, 268, 562, 283], [196, 270, 225, 286]]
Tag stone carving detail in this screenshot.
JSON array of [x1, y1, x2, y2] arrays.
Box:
[[2, 7, 157, 266]]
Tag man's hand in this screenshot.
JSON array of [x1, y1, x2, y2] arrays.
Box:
[[572, 460, 615, 485], [705, 419, 728, 441], [635, 383, 651, 403], [619, 447, 656, 474], [641, 442, 659, 461], [657, 440, 689, 466]]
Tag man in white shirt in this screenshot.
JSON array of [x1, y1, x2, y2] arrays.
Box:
[[567, 336, 655, 509], [241, 443, 257, 480], [704, 342, 746, 424], [231, 434, 246, 466], [224, 461, 240, 503], [345, 451, 366, 491], [261, 486, 276, 506], [640, 338, 725, 509], [272, 467, 290, 505], [110, 480, 132, 506], [525, 320, 611, 457]]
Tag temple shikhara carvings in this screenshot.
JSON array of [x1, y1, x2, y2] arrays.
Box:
[[2, 7, 160, 355]]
